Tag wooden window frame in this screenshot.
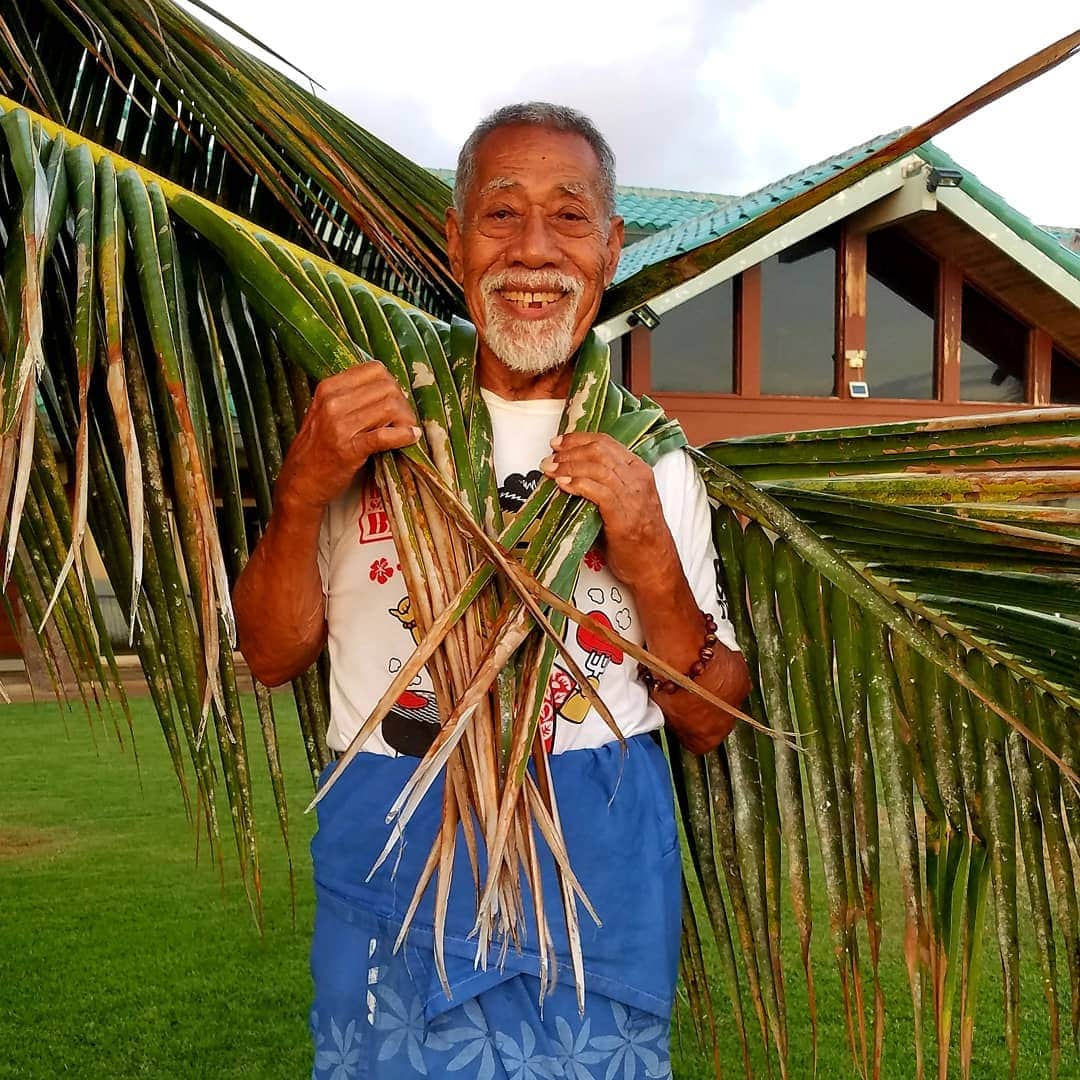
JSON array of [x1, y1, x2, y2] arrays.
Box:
[[735, 267, 761, 398], [937, 260, 963, 404], [623, 325, 651, 396], [1028, 329, 1052, 406], [836, 227, 866, 401]]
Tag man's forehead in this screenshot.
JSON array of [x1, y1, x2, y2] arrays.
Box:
[[477, 176, 591, 199], [466, 125, 604, 201]]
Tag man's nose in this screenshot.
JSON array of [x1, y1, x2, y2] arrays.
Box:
[[507, 207, 561, 267]]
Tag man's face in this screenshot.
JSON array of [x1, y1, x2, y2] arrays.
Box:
[[446, 124, 624, 376]]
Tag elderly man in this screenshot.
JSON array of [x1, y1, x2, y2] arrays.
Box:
[[234, 102, 750, 1079]]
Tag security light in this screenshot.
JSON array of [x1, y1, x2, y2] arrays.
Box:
[[926, 167, 963, 193], [628, 304, 662, 330]]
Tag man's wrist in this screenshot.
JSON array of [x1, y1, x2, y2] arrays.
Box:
[[273, 481, 327, 537]]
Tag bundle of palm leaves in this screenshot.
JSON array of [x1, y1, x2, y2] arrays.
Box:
[[2, 4, 1080, 1079]]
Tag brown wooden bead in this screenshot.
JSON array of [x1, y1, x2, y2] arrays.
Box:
[[638, 610, 722, 697]]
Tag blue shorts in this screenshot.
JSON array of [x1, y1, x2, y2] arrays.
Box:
[[309, 898, 673, 1079], [308, 735, 681, 1079]]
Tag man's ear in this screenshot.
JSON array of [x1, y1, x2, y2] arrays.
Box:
[[604, 215, 625, 287], [446, 208, 465, 284]]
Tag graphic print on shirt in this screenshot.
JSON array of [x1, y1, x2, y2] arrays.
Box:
[[499, 469, 544, 514], [357, 487, 393, 545], [712, 558, 731, 623], [561, 608, 624, 722], [541, 550, 636, 749], [498, 470, 544, 552], [323, 428, 735, 758], [383, 593, 441, 756]]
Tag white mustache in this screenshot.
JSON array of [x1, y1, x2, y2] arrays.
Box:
[[481, 269, 583, 299]]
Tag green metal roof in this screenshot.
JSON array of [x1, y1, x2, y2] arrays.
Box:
[[1043, 225, 1080, 252], [612, 136, 1080, 291], [615, 187, 733, 231], [612, 130, 906, 284]]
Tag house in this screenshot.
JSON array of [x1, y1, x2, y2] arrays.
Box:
[[596, 133, 1080, 443]]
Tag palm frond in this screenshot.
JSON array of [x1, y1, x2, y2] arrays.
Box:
[[0, 0, 458, 314]]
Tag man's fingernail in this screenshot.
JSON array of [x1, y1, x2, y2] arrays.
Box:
[[550, 435, 563, 448], [555, 475, 572, 486], [540, 455, 555, 472], [411, 426, 422, 439]]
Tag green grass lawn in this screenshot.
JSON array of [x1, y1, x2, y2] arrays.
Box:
[[0, 695, 1067, 1078]]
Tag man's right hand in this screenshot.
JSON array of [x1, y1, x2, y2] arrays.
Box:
[[234, 362, 419, 686], [276, 362, 421, 513]]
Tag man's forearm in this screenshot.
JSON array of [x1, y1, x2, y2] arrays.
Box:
[[629, 544, 751, 754], [234, 492, 327, 686]]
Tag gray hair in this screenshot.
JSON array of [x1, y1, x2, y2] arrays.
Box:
[[453, 102, 617, 219]]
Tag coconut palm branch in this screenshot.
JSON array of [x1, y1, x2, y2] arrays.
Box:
[[0, 0, 460, 315], [1, 8, 1079, 1080]]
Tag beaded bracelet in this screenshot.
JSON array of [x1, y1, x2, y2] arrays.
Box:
[[637, 611, 719, 694]]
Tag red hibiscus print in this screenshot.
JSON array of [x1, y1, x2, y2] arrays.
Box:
[[584, 547, 605, 572], [369, 557, 395, 584]]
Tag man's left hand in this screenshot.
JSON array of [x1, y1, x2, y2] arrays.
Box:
[[541, 432, 679, 588]]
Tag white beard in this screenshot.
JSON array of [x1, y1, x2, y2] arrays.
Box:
[[479, 270, 584, 375]]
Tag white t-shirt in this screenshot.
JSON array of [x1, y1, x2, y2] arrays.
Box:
[[318, 389, 738, 756]]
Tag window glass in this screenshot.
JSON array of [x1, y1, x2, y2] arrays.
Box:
[[866, 228, 937, 399], [1051, 347, 1080, 404], [649, 280, 734, 393], [760, 229, 838, 396], [960, 285, 1026, 401]]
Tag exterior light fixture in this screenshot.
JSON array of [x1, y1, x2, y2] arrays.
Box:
[[926, 167, 963, 193], [627, 304, 662, 330]]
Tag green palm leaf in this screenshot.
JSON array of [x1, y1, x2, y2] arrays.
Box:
[[1, 0, 459, 314]]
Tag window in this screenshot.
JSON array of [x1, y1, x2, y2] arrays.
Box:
[[960, 285, 1026, 402], [649, 280, 734, 393], [866, 228, 937, 399], [760, 229, 838, 396], [1051, 347, 1080, 404]]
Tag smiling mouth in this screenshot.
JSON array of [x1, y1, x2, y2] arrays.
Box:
[[498, 289, 567, 310]]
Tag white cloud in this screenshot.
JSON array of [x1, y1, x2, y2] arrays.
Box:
[[188, 0, 1079, 224]]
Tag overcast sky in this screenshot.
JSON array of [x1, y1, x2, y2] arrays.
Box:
[[192, 0, 1078, 227]]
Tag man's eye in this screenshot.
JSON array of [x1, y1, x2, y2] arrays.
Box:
[[559, 211, 585, 222], [488, 209, 515, 221]]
